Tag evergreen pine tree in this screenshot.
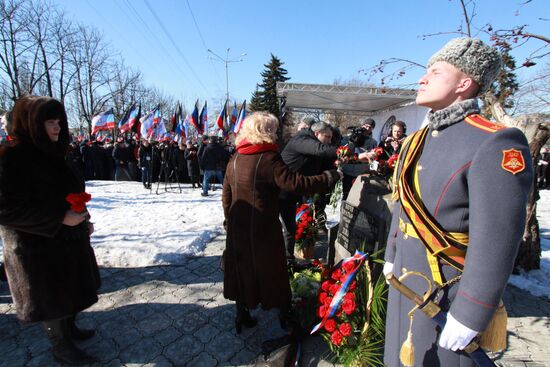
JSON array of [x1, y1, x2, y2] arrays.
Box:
[[249, 84, 264, 112], [249, 54, 290, 117]]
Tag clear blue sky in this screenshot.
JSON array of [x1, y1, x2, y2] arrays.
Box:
[[55, 0, 548, 110]]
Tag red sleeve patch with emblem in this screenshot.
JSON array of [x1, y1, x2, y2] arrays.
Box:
[[501, 149, 526, 174]]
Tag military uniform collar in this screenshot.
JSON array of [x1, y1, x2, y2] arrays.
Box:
[[427, 99, 480, 130]]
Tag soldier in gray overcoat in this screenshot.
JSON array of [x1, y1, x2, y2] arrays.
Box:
[[383, 38, 533, 366]]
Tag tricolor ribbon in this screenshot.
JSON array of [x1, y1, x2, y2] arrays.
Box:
[[295, 207, 310, 222], [310, 250, 367, 334]]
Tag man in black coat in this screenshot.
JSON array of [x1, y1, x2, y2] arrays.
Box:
[[279, 120, 337, 260], [199, 136, 229, 196]]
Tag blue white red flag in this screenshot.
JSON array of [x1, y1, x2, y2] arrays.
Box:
[[140, 105, 160, 139], [189, 100, 201, 135], [233, 100, 247, 134], [216, 100, 227, 131], [230, 101, 238, 131], [200, 101, 208, 135], [91, 108, 115, 134], [183, 114, 189, 140]]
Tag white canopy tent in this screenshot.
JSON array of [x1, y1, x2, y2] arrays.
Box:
[[276, 82, 429, 139]]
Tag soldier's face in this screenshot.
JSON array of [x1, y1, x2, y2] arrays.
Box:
[[416, 61, 467, 111]]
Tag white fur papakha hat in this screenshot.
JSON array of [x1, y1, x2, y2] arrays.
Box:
[[427, 38, 502, 95]]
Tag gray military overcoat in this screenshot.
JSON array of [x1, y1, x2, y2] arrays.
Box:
[[384, 100, 533, 367]]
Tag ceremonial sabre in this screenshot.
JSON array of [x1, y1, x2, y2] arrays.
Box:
[[386, 273, 496, 367]]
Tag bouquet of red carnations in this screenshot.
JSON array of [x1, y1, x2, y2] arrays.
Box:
[[311, 251, 367, 351], [295, 203, 316, 251]]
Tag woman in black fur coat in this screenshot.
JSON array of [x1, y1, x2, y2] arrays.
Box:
[[0, 96, 101, 365]]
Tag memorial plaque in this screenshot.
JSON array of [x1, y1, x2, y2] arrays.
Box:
[[333, 174, 394, 264], [337, 201, 378, 254]]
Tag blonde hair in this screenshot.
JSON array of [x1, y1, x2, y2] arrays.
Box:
[[235, 111, 279, 145]]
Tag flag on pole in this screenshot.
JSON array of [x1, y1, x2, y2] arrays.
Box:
[[183, 114, 189, 141], [230, 101, 238, 131], [171, 103, 179, 133], [153, 117, 167, 140], [91, 108, 115, 134], [200, 101, 208, 135], [233, 100, 247, 134], [216, 100, 227, 131], [140, 105, 160, 139], [189, 100, 201, 134], [118, 104, 140, 133], [131, 103, 142, 137]]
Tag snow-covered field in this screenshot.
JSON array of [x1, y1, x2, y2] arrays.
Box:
[[0, 181, 549, 299]]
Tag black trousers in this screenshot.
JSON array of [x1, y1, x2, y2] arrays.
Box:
[[279, 196, 299, 259]]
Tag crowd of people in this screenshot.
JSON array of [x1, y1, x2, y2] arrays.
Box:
[[65, 134, 233, 193], [0, 36, 541, 367]]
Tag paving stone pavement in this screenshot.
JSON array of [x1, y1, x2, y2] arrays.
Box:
[[1, 234, 549, 366]]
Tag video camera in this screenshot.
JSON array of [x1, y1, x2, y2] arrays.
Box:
[[347, 126, 367, 146]]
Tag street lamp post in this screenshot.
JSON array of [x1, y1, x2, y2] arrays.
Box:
[[207, 48, 246, 103]]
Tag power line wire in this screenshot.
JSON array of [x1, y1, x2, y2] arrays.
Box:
[[143, 0, 211, 96], [184, 0, 224, 90], [121, 0, 194, 89]]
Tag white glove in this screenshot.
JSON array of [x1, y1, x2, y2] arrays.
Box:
[[439, 313, 478, 351], [383, 262, 394, 284]]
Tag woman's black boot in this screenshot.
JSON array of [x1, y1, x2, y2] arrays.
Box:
[[235, 302, 257, 334], [67, 315, 95, 341], [43, 318, 97, 365]]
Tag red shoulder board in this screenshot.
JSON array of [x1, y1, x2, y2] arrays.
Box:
[[465, 114, 506, 133]]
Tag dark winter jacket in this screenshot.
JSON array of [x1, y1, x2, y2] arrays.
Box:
[[184, 147, 200, 177], [0, 144, 100, 322], [112, 143, 133, 166], [222, 150, 339, 309], [199, 142, 229, 171], [281, 129, 337, 176]]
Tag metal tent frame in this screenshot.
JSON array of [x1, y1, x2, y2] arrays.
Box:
[[276, 82, 417, 114]]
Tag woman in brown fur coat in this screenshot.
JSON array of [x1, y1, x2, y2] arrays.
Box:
[[222, 112, 340, 334], [0, 96, 100, 365]]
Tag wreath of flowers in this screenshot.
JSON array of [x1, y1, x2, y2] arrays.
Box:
[[312, 252, 367, 350], [295, 203, 316, 250]]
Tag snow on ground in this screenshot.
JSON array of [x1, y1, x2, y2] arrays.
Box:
[[85, 181, 224, 267], [0, 181, 549, 298], [508, 190, 550, 299]]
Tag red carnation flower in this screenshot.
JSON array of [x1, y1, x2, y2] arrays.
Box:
[[342, 298, 356, 315], [342, 260, 355, 274], [324, 318, 336, 333], [323, 296, 333, 307], [388, 154, 399, 169], [331, 268, 343, 281], [65, 192, 92, 213], [331, 330, 344, 346], [321, 280, 331, 292], [339, 322, 352, 337], [329, 283, 340, 295], [317, 305, 327, 318], [344, 292, 355, 302], [318, 292, 328, 303]]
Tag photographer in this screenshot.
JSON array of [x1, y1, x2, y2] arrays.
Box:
[[350, 118, 378, 153], [378, 120, 407, 160]]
